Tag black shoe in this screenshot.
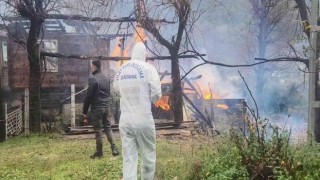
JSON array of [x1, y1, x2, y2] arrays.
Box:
[[90, 152, 103, 159], [111, 145, 120, 156]]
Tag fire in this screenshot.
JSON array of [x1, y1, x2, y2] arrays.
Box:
[[134, 25, 147, 43], [204, 93, 211, 99], [203, 90, 221, 99], [111, 25, 148, 69], [217, 104, 229, 110], [111, 37, 129, 68], [154, 96, 170, 111], [111, 38, 128, 57]]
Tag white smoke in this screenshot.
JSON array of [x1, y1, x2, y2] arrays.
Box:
[[182, 48, 242, 99]]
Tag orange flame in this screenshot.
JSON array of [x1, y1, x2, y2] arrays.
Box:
[[134, 25, 147, 43], [111, 25, 147, 69], [203, 90, 221, 100], [111, 37, 129, 68], [154, 96, 170, 111], [217, 104, 229, 110], [111, 37, 129, 57]]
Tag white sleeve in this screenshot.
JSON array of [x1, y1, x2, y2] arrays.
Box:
[[113, 71, 120, 94], [147, 64, 162, 102]]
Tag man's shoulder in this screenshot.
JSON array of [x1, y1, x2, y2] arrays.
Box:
[[89, 74, 98, 83], [94, 71, 109, 78], [118, 61, 148, 73]]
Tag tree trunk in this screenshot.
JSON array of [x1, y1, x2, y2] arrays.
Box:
[[0, 83, 3, 121], [171, 52, 183, 124], [256, 8, 267, 115], [314, 34, 320, 142], [315, 73, 320, 142], [27, 20, 43, 132], [133, 0, 188, 125]]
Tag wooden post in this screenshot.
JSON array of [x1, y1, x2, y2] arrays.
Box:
[[71, 84, 76, 127], [308, 0, 319, 140], [24, 88, 29, 135], [120, 38, 125, 66], [4, 102, 7, 140], [106, 39, 111, 72], [209, 83, 215, 130]]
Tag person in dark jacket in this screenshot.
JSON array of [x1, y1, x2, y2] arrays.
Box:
[[83, 60, 120, 159]]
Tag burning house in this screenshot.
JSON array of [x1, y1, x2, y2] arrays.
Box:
[[0, 18, 134, 126], [150, 70, 246, 132], [0, 16, 246, 134], [183, 77, 246, 132]]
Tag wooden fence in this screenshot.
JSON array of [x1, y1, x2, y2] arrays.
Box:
[[1, 88, 29, 141], [5, 104, 23, 136]]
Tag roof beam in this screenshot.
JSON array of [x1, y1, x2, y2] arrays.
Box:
[[40, 51, 205, 61], [4, 14, 175, 24]]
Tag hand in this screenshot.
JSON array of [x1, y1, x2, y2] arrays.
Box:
[[151, 95, 161, 103], [82, 114, 88, 124]]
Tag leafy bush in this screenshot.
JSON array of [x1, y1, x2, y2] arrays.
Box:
[[195, 138, 248, 179], [193, 115, 320, 180], [290, 141, 320, 179], [192, 73, 319, 180], [230, 115, 294, 179]]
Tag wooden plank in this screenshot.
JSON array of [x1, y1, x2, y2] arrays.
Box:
[[4, 102, 7, 140], [312, 101, 320, 108], [70, 84, 75, 127], [24, 88, 29, 135]]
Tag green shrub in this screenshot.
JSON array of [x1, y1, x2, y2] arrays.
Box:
[[195, 138, 248, 179], [291, 142, 320, 179], [195, 117, 320, 180]]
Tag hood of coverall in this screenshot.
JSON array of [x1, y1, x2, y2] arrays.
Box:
[[131, 42, 147, 62]]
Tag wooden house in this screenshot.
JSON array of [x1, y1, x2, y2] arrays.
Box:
[[1, 19, 124, 110]]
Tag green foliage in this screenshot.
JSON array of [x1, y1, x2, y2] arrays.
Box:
[[0, 134, 122, 180], [0, 134, 210, 179], [155, 140, 204, 179], [196, 138, 248, 179], [230, 114, 296, 179], [1, 133, 319, 179], [290, 142, 320, 179], [194, 116, 320, 180]]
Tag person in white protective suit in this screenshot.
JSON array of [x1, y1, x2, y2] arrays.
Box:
[[113, 42, 162, 180]]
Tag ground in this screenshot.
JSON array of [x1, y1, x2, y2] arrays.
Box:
[[0, 134, 211, 180]]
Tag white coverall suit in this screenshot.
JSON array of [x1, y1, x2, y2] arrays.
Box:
[[113, 42, 162, 180]]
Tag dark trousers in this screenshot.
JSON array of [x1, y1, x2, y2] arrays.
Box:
[[90, 107, 116, 153]]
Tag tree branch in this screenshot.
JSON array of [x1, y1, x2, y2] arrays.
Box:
[[40, 51, 205, 61], [174, 0, 191, 53], [135, 0, 173, 50], [238, 71, 260, 141], [178, 55, 309, 83], [295, 0, 311, 38], [138, 18, 173, 50], [4, 14, 175, 24], [255, 57, 309, 67]]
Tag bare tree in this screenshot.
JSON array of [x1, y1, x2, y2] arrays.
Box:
[[132, 0, 302, 124], [247, 0, 294, 111], [134, 0, 192, 124], [2, 0, 59, 132]]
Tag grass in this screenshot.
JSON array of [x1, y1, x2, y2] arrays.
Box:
[[0, 134, 212, 180]]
